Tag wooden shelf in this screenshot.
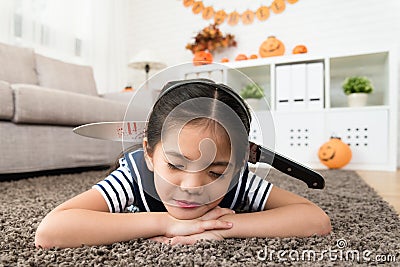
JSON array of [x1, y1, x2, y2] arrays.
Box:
[[180, 49, 398, 171]]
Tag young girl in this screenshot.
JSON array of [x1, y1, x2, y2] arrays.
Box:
[[35, 79, 331, 248]]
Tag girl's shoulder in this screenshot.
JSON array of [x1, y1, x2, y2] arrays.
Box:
[[120, 148, 144, 165]]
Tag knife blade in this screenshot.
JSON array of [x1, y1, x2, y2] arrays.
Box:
[[73, 121, 146, 143], [73, 121, 325, 189]]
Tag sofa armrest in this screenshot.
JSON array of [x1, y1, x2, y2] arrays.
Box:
[[0, 80, 14, 120], [12, 84, 128, 126]]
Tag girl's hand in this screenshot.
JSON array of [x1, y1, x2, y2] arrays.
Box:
[[164, 206, 234, 237], [151, 230, 224, 245]]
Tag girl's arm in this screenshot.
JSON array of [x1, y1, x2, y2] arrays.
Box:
[[216, 186, 331, 238], [35, 189, 234, 248], [159, 186, 331, 245]]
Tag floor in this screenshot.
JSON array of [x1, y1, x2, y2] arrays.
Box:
[[357, 169, 400, 215]]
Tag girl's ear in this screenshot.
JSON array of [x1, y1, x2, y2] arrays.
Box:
[[143, 138, 154, 171]]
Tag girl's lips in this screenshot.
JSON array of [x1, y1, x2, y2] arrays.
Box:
[[174, 199, 202, 208]]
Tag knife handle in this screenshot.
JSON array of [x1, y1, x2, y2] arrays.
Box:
[[249, 142, 325, 189]]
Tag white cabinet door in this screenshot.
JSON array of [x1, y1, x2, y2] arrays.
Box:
[[325, 108, 389, 164], [274, 112, 325, 164]]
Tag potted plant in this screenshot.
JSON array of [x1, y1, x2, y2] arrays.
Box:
[[342, 76, 374, 107], [240, 83, 264, 110]]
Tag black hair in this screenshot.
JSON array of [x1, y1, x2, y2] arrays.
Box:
[[110, 79, 252, 173], [146, 79, 251, 168]]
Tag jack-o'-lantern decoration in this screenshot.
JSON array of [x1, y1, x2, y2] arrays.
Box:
[[242, 10, 255, 25], [318, 137, 352, 169], [227, 11, 240, 26], [249, 54, 258, 59], [202, 6, 214, 20], [259, 36, 285, 58], [182, 0, 300, 26], [193, 51, 213, 66], [293, 45, 308, 54], [256, 6, 270, 21], [192, 1, 204, 14], [220, 57, 229, 63], [235, 54, 248, 61], [271, 0, 286, 14], [123, 85, 134, 92], [183, 0, 194, 7], [214, 10, 227, 25]]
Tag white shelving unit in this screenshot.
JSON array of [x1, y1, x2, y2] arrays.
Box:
[[180, 48, 398, 171]]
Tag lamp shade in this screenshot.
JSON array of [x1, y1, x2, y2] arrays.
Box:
[[128, 49, 166, 70]]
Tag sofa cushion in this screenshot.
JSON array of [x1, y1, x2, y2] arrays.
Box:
[[36, 54, 98, 96], [0, 80, 14, 120], [0, 121, 122, 174], [0, 43, 39, 84], [12, 84, 127, 126]]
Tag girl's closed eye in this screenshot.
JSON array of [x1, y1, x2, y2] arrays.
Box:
[[167, 162, 184, 170], [209, 171, 224, 179], [168, 162, 225, 179]]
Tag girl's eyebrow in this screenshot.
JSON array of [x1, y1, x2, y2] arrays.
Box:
[[211, 161, 231, 167], [164, 151, 232, 167]]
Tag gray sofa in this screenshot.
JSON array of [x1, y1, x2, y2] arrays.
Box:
[[0, 42, 128, 174]]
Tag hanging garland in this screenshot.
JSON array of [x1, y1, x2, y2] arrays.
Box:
[[182, 0, 299, 25]]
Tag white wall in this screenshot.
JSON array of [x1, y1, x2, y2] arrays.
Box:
[[126, 0, 400, 167], [127, 0, 400, 82]]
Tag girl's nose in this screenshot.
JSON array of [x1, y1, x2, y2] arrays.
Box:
[[179, 172, 206, 195]]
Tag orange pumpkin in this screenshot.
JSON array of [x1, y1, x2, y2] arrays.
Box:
[[293, 45, 308, 54], [193, 51, 213, 66], [220, 57, 229, 63], [259, 36, 285, 58], [249, 54, 258, 59], [235, 54, 248, 61], [123, 85, 133, 92], [318, 137, 352, 169]]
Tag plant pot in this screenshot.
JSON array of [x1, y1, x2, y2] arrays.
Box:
[[347, 93, 368, 107], [245, 98, 260, 111]]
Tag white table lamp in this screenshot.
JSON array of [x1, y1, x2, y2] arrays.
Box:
[[128, 49, 167, 82]]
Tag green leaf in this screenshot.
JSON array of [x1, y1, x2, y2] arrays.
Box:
[[342, 76, 374, 95], [240, 83, 264, 99]]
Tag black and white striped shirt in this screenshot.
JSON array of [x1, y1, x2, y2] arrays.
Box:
[[93, 149, 273, 213]]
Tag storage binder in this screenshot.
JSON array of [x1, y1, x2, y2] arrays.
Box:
[[291, 64, 307, 110], [306, 62, 324, 110], [276, 65, 292, 111]]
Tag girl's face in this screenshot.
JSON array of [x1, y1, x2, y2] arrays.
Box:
[[145, 122, 237, 220]]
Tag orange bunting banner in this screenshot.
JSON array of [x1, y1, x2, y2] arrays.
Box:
[[202, 6, 214, 20], [192, 1, 204, 14], [227, 11, 240, 26], [183, 0, 298, 25], [256, 6, 270, 21]]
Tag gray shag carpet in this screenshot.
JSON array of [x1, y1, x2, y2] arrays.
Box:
[[1, 169, 399, 267]]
